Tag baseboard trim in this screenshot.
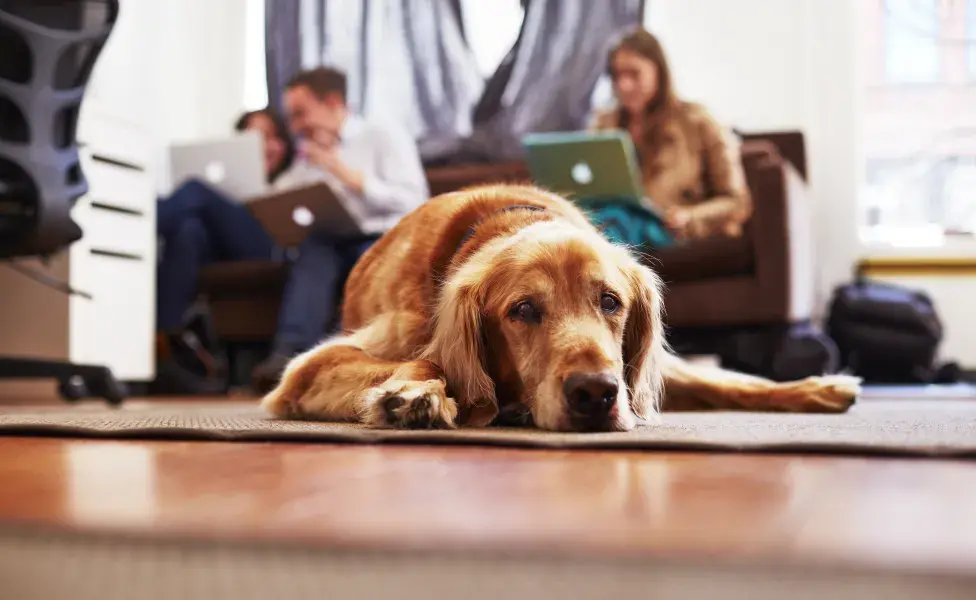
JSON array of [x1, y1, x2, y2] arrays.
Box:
[[858, 257, 976, 278]]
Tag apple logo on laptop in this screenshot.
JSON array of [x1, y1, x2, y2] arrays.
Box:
[[571, 161, 593, 185], [292, 205, 314, 228], [204, 161, 226, 185]]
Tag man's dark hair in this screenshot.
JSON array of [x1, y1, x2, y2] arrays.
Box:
[[286, 66, 347, 102]]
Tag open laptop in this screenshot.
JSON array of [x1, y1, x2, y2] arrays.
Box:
[[168, 131, 267, 201], [247, 183, 364, 247], [521, 130, 666, 216], [521, 130, 674, 247]]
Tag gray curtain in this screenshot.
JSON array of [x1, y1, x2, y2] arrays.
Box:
[[264, 0, 301, 114], [265, 0, 644, 162], [265, 0, 484, 142], [467, 0, 645, 160]]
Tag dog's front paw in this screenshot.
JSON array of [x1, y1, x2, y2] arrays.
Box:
[[784, 374, 862, 413], [360, 379, 458, 429]]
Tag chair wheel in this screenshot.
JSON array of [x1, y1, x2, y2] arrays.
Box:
[[57, 375, 88, 402], [103, 378, 127, 405], [84, 369, 127, 406]]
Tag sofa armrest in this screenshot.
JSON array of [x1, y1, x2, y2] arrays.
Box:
[[739, 130, 807, 182], [425, 162, 531, 197], [744, 156, 815, 322]]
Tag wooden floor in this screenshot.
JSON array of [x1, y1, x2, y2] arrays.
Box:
[[1, 432, 976, 580]]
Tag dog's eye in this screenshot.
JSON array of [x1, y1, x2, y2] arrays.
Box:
[[600, 293, 621, 314], [510, 300, 542, 324]]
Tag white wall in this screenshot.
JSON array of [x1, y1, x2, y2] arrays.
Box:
[[646, 0, 862, 315], [647, 0, 809, 130], [866, 273, 976, 368], [150, 0, 248, 145], [92, 0, 251, 194], [152, 0, 250, 193]]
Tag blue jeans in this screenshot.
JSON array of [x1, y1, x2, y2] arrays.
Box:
[[156, 179, 275, 331], [273, 232, 379, 355]]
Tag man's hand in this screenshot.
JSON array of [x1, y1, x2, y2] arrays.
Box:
[[301, 135, 365, 195]]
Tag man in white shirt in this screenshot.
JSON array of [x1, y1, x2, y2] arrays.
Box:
[[253, 67, 429, 388]]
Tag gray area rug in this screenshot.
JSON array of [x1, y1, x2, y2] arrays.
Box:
[[0, 398, 974, 457]]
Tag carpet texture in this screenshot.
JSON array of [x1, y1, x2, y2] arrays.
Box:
[[0, 399, 974, 457]]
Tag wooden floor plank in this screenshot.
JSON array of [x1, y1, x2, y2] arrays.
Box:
[[0, 436, 974, 577]]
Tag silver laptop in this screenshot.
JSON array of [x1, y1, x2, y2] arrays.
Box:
[[168, 131, 267, 201]]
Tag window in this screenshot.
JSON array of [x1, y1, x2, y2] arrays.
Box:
[[883, 0, 940, 84], [459, 0, 525, 78], [860, 0, 976, 247]]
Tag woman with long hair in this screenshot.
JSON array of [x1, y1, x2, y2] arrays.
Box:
[[586, 27, 751, 246]]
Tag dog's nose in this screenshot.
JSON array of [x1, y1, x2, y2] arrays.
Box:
[[563, 372, 619, 416]]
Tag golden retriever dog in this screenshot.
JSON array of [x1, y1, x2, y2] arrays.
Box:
[[262, 184, 859, 432]]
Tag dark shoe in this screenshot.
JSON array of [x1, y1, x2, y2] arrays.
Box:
[[149, 360, 226, 396], [251, 352, 292, 395], [150, 331, 227, 396]]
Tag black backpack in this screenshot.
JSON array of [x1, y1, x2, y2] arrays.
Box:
[[826, 279, 943, 383]]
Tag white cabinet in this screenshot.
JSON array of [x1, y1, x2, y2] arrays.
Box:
[[70, 112, 156, 381], [67, 1, 158, 382]]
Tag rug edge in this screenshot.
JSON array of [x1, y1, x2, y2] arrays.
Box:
[[0, 423, 974, 459]]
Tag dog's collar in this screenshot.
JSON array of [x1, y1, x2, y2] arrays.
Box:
[[433, 204, 548, 291], [456, 204, 547, 251]]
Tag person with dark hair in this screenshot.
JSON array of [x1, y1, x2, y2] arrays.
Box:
[[585, 27, 752, 247], [232, 109, 296, 183], [154, 108, 295, 391], [251, 66, 429, 389]]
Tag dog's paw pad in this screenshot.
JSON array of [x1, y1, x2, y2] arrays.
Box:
[[362, 379, 458, 430]]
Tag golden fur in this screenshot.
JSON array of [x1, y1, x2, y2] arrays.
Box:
[[261, 184, 859, 432]]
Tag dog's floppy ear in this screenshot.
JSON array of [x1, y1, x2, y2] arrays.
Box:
[[425, 278, 498, 427], [623, 264, 666, 420]]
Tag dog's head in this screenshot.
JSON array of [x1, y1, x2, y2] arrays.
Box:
[[427, 216, 666, 432]]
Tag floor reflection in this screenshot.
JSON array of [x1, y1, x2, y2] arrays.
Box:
[[64, 441, 157, 527]]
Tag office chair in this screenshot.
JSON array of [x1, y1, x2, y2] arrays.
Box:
[[0, 0, 125, 403]]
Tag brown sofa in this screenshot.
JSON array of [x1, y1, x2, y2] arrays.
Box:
[[197, 131, 812, 343], [649, 131, 813, 327]]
